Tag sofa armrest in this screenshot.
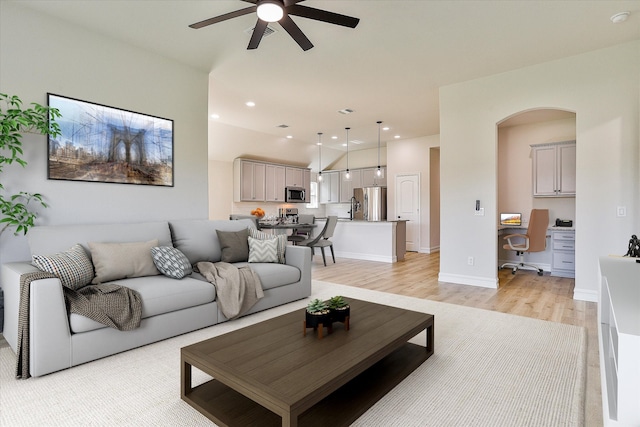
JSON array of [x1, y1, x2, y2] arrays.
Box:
[[284, 245, 312, 294], [1, 262, 72, 376]]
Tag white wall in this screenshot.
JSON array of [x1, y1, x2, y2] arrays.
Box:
[[0, 3, 209, 263], [440, 41, 640, 300], [387, 135, 441, 253]]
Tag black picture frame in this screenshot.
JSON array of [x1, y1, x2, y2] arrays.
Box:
[[47, 93, 174, 187]]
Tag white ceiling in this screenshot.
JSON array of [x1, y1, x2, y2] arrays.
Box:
[[14, 0, 640, 152]]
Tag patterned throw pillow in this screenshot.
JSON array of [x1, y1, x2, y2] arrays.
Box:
[[32, 244, 95, 290], [248, 236, 279, 263], [150, 246, 193, 279], [248, 228, 286, 264]]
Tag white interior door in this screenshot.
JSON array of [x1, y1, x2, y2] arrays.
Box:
[[395, 174, 420, 252]]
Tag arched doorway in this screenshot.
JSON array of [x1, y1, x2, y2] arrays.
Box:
[[496, 108, 576, 275]]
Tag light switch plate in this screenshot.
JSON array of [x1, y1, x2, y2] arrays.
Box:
[[617, 206, 626, 217], [474, 208, 485, 216]]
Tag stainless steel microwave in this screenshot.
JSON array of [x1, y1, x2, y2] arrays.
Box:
[[285, 187, 305, 203]]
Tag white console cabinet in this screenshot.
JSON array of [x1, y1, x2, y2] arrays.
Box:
[[598, 256, 640, 426]]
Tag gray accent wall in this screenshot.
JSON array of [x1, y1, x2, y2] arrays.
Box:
[[0, 3, 209, 263]]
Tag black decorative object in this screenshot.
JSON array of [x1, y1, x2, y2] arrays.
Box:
[[304, 298, 331, 339], [624, 234, 640, 258]]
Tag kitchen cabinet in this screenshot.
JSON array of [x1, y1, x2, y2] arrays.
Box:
[[265, 164, 286, 202], [362, 167, 387, 187], [234, 159, 265, 202], [319, 171, 340, 204], [598, 256, 640, 426], [531, 141, 576, 197], [340, 169, 362, 202], [285, 167, 304, 187], [551, 229, 575, 278], [302, 169, 311, 202]]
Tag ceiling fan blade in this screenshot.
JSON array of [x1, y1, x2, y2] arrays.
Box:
[[189, 6, 257, 29], [247, 19, 268, 49], [283, 0, 304, 6], [279, 15, 314, 51], [286, 4, 360, 28]]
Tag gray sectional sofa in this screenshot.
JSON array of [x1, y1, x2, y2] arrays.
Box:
[[1, 219, 311, 377]]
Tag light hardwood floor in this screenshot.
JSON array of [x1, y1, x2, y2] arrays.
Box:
[[312, 251, 602, 426]]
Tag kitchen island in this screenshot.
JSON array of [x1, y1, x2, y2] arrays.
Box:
[[315, 218, 407, 263]]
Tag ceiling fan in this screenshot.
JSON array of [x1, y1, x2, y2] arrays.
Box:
[[189, 0, 360, 51]]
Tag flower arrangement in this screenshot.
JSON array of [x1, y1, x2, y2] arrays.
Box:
[[251, 207, 265, 218]]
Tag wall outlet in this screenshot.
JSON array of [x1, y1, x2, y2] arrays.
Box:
[[467, 256, 474, 266], [617, 206, 627, 217]]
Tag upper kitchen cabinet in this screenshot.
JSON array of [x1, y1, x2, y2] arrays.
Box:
[[362, 167, 387, 187], [319, 171, 340, 204], [340, 169, 362, 202], [531, 141, 576, 197], [285, 167, 304, 187], [265, 164, 286, 202], [234, 159, 266, 202]]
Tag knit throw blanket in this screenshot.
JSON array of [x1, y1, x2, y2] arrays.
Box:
[[196, 262, 264, 320], [16, 272, 142, 379]]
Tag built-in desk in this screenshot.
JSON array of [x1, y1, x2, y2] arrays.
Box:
[[498, 226, 575, 276]]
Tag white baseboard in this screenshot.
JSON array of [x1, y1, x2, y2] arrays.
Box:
[[333, 251, 396, 264], [438, 273, 499, 289], [573, 288, 598, 302], [419, 246, 440, 254]]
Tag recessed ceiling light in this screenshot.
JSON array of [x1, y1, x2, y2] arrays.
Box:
[[210, 114, 220, 119], [610, 11, 630, 23], [331, 136, 338, 139], [286, 135, 293, 139], [394, 135, 401, 139], [245, 101, 256, 107], [382, 127, 390, 131], [342, 143, 347, 147], [316, 142, 322, 146]]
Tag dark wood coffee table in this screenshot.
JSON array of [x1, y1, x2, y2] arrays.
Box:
[[181, 298, 434, 427]]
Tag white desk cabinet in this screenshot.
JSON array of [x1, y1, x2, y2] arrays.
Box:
[[531, 141, 576, 197], [551, 229, 575, 278], [598, 256, 640, 426]]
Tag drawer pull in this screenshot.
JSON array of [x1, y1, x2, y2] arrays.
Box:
[[562, 261, 573, 264]]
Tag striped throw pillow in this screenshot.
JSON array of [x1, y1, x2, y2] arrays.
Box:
[[248, 236, 279, 263]]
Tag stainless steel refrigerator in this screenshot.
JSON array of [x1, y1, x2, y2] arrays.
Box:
[[353, 187, 387, 221]]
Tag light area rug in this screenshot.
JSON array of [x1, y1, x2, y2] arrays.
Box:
[[0, 280, 587, 427]]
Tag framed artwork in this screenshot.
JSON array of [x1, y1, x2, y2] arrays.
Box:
[[47, 93, 174, 187]]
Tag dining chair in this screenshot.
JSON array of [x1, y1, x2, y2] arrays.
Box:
[[300, 216, 338, 266], [287, 214, 315, 245]]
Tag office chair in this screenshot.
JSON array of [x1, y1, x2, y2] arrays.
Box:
[[500, 209, 549, 276], [287, 214, 315, 245], [300, 216, 338, 266]]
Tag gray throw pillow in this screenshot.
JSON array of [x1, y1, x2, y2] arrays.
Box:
[[32, 243, 95, 290], [88, 239, 160, 284], [151, 246, 193, 279], [216, 228, 249, 263]]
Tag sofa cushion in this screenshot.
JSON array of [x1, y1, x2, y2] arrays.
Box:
[[216, 229, 250, 263], [248, 236, 279, 263], [69, 275, 216, 333], [248, 228, 286, 264], [89, 239, 160, 284], [32, 244, 94, 290], [233, 262, 301, 290], [150, 246, 193, 279], [169, 219, 256, 264]]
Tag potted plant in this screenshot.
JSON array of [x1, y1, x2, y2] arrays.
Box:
[[304, 298, 332, 338], [328, 295, 350, 327], [0, 93, 62, 238]]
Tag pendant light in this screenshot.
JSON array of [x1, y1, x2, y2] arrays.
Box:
[[344, 127, 351, 180], [376, 121, 382, 177], [317, 132, 323, 182]]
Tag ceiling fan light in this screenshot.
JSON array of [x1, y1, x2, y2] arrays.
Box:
[[257, 1, 284, 22]]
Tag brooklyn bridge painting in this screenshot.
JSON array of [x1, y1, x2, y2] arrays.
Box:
[[47, 94, 173, 186]]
